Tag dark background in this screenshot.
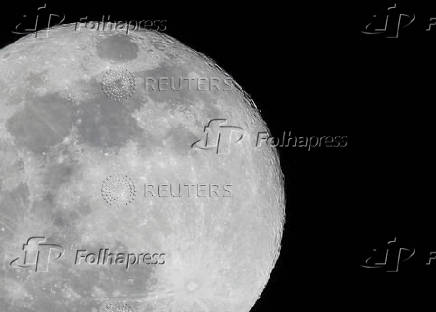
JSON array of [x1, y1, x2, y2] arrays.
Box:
[[0, 0, 432, 310]]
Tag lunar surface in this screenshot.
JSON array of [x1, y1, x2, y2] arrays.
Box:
[[0, 24, 285, 312]]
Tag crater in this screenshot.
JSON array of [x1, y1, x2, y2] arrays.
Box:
[[96, 34, 139, 62]]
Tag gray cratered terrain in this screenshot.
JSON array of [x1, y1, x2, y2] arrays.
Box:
[[0, 24, 285, 312]]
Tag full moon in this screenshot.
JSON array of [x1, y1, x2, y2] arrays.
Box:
[[0, 24, 285, 312]]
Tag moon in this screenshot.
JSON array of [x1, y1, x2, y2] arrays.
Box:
[[0, 24, 285, 312]]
